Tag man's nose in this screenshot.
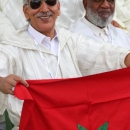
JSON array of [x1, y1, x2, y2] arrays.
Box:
[[39, 1, 49, 12], [100, 0, 110, 8]]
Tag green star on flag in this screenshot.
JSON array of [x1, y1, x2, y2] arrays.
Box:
[[78, 124, 87, 130], [78, 122, 108, 130]]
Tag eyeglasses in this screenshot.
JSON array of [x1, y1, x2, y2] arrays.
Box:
[[92, 0, 115, 4], [29, 0, 57, 9]]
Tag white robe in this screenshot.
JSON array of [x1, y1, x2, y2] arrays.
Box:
[[0, 0, 28, 40], [0, 0, 28, 30], [0, 26, 129, 129], [114, 0, 130, 32], [56, 0, 85, 29], [0, 11, 15, 39], [70, 17, 130, 49]]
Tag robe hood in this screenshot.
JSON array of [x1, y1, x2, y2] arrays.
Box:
[[1, 25, 72, 52]]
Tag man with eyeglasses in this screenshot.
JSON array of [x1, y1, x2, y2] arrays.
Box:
[[70, 0, 130, 48], [1, 0, 130, 129]]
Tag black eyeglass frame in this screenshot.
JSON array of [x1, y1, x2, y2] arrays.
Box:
[[28, 0, 58, 9], [92, 0, 115, 5]]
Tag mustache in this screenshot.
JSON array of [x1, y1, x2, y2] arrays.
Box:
[[35, 11, 54, 18], [98, 9, 112, 13]]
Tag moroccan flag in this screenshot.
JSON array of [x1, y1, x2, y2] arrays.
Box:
[[14, 68, 130, 130]]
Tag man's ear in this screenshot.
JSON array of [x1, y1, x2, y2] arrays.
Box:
[[57, 1, 60, 16], [23, 5, 30, 20], [83, 0, 87, 9]]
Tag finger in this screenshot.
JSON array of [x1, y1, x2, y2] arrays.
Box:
[[17, 78, 29, 87], [5, 88, 14, 95], [12, 75, 29, 87], [3, 81, 15, 94], [8, 90, 14, 95], [9, 86, 15, 92], [7, 79, 17, 87], [6, 75, 18, 87]]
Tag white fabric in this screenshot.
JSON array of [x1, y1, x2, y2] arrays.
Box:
[[70, 17, 130, 49], [56, 0, 85, 29], [0, 0, 28, 30], [0, 0, 28, 40], [0, 10, 15, 40], [28, 25, 59, 55], [80, 18, 109, 42], [113, 0, 130, 32], [0, 26, 129, 129]]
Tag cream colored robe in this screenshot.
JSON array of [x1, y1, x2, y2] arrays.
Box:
[[70, 17, 130, 49], [0, 0, 28, 40], [56, 0, 85, 29], [114, 0, 130, 32], [0, 26, 129, 129], [0, 0, 28, 30]]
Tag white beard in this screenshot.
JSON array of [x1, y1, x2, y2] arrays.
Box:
[[86, 6, 114, 27]]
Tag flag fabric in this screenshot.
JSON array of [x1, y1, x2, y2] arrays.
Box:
[[14, 68, 130, 130]]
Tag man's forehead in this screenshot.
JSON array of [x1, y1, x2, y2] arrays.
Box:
[[89, 0, 115, 3]]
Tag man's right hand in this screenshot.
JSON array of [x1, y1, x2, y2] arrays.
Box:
[[0, 74, 29, 95]]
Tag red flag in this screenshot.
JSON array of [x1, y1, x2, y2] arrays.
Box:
[[14, 68, 130, 130]]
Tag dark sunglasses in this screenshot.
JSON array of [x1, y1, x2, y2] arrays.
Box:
[[30, 0, 57, 9], [92, 0, 115, 4]]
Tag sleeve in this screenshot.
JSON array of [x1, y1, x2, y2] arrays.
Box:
[[0, 46, 15, 115], [0, 10, 15, 40], [75, 35, 130, 76]]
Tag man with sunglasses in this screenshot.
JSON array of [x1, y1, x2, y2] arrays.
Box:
[[0, 0, 85, 37], [1, 0, 130, 129], [70, 0, 130, 48]]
